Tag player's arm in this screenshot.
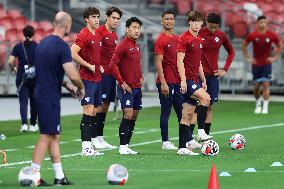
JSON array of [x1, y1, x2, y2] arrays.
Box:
[[109, 45, 131, 93], [8, 55, 17, 73], [155, 54, 169, 96], [177, 52, 187, 94], [63, 62, 85, 100], [71, 44, 95, 72], [198, 63, 207, 90], [267, 35, 283, 63], [215, 34, 235, 78], [241, 35, 255, 64]]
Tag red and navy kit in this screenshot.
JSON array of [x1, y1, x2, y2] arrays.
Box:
[[96, 25, 118, 103], [110, 36, 142, 110], [75, 27, 102, 82], [199, 27, 235, 103], [177, 31, 203, 105], [154, 32, 182, 141], [199, 27, 234, 76]]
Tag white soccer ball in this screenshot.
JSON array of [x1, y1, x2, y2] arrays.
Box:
[[229, 134, 246, 150], [201, 140, 219, 156], [106, 164, 128, 185], [18, 166, 41, 187]]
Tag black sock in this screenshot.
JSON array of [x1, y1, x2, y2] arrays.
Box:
[[97, 112, 106, 136], [91, 114, 98, 138], [205, 123, 211, 135], [179, 124, 188, 148], [80, 114, 93, 141], [119, 118, 131, 145], [127, 120, 135, 144], [188, 124, 195, 141], [196, 105, 208, 130]]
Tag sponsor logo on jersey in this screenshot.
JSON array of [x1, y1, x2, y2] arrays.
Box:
[[85, 97, 90, 102], [126, 100, 131, 106], [266, 38, 270, 43]]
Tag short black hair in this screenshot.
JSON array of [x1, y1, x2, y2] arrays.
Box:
[[126, 17, 142, 27], [83, 7, 100, 20], [188, 10, 204, 21], [106, 6, 122, 18], [161, 10, 175, 18], [23, 25, 35, 38], [257, 15, 266, 21], [207, 12, 221, 24]]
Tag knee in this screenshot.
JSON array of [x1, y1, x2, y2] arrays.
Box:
[[83, 105, 94, 115], [200, 94, 211, 105], [123, 111, 133, 120]]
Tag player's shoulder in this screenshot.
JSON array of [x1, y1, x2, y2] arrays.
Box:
[[77, 27, 89, 38], [266, 30, 279, 37], [155, 32, 166, 43]]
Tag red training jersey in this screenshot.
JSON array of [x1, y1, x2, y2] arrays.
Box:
[[177, 31, 203, 83], [244, 30, 280, 66], [96, 25, 118, 75], [75, 27, 102, 82], [154, 32, 180, 84], [199, 27, 235, 76], [109, 37, 142, 88]]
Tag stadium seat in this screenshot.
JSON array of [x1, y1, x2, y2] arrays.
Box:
[[272, 2, 284, 14], [26, 20, 39, 30], [176, 0, 191, 15], [5, 28, 20, 42], [7, 9, 22, 19], [14, 17, 26, 31], [0, 20, 13, 30], [0, 9, 7, 19], [38, 21, 53, 32], [232, 21, 248, 38]]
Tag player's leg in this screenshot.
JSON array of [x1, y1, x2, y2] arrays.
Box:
[[95, 75, 116, 148], [118, 86, 134, 155], [28, 80, 38, 132], [17, 79, 29, 132], [191, 87, 212, 141], [157, 83, 176, 150], [80, 80, 96, 156], [177, 102, 199, 155], [252, 65, 262, 114], [261, 64, 272, 114]]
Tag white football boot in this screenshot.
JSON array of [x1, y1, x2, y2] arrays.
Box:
[[119, 145, 130, 155], [91, 137, 106, 149], [126, 145, 139, 155], [20, 124, 28, 132], [97, 136, 116, 148], [187, 139, 202, 150], [177, 148, 199, 156], [29, 124, 39, 132], [197, 131, 213, 142], [81, 141, 104, 156], [162, 141, 178, 150], [254, 106, 262, 114]]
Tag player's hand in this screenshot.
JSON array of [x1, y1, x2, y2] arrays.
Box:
[[180, 80, 187, 94], [139, 77, 144, 85], [88, 64, 96, 72], [202, 81, 207, 91], [63, 82, 77, 98], [121, 82, 132, 94], [161, 82, 169, 97], [247, 57, 256, 65], [99, 65, 104, 73], [76, 87, 85, 101], [267, 57, 277, 64], [214, 69, 227, 79]]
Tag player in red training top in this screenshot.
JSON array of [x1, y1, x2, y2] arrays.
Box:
[[176, 10, 213, 156], [199, 12, 235, 135], [242, 15, 283, 114], [71, 7, 104, 156], [109, 17, 143, 155], [154, 10, 181, 150], [91, 7, 122, 150]]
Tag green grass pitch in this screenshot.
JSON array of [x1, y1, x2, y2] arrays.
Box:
[[0, 101, 284, 188]]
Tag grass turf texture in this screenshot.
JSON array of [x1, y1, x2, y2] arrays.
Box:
[[0, 101, 284, 189]]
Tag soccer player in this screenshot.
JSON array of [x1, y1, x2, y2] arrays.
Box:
[[154, 10, 181, 150], [92, 7, 122, 149], [109, 17, 143, 155], [31, 11, 84, 185], [8, 25, 38, 132], [176, 10, 212, 155], [199, 13, 235, 135], [71, 7, 104, 156], [242, 15, 283, 114]]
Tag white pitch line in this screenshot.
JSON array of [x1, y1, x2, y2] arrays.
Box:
[[1, 122, 284, 168]]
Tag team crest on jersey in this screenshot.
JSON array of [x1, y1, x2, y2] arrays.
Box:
[[168, 44, 171, 47], [192, 84, 197, 89], [266, 38, 270, 43], [200, 44, 203, 48], [215, 37, 219, 42]]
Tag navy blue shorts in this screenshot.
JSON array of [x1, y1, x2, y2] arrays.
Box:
[[183, 80, 201, 106], [101, 74, 116, 103], [37, 99, 61, 135], [252, 64, 272, 82], [204, 76, 219, 104], [117, 86, 142, 110], [81, 80, 102, 107], [156, 83, 183, 107]]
